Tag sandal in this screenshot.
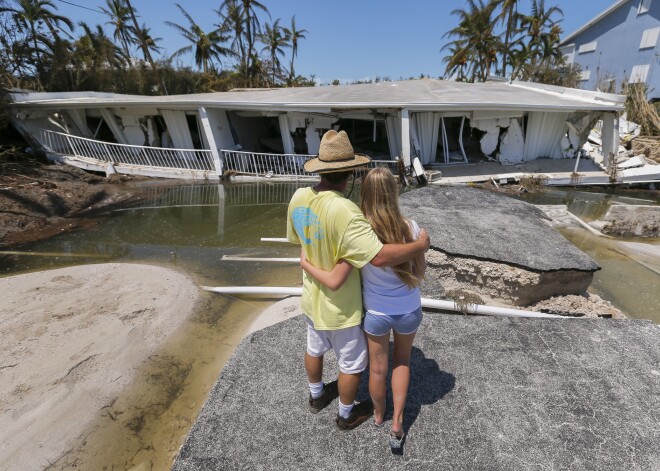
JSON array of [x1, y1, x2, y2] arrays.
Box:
[[389, 430, 405, 450]]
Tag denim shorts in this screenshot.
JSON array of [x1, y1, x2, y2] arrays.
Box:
[[363, 306, 423, 337]]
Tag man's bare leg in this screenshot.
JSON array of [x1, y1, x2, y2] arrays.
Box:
[[338, 371, 360, 405], [305, 352, 323, 383]]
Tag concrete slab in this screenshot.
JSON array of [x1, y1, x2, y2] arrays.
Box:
[[173, 312, 660, 470], [432, 158, 609, 185], [399, 186, 599, 272]]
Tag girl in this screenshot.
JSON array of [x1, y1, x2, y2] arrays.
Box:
[[300, 167, 426, 449]]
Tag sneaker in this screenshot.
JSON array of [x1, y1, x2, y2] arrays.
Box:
[[389, 430, 406, 450], [335, 399, 374, 431], [308, 380, 339, 414]]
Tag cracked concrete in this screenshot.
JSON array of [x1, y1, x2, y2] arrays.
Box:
[[173, 307, 659, 470], [398, 186, 601, 309], [399, 186, 599, 272]]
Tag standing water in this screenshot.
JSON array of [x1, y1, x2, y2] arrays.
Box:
[[513, 187, 660, 322], [1, 182, 658, 468]]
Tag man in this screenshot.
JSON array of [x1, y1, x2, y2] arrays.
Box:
[[287, 130, 430, 430]]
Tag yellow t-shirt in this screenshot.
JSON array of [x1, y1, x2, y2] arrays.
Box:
[[287, 187, 383, 330]]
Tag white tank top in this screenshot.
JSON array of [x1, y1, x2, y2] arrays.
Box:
[[361, 220, 422, 315]]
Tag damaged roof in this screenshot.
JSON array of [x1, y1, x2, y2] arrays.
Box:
[[10, 79, 624, 113]]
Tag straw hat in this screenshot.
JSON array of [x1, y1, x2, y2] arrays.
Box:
[[304, 130, 371, 174]]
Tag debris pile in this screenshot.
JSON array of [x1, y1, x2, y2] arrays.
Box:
[[631, 137, 660, 164]]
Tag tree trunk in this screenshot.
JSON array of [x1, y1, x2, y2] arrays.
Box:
[[125, 0, 167, 95]]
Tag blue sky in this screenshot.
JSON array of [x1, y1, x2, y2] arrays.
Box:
[[49, 0, 616, 83]]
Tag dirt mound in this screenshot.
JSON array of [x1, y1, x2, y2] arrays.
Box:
[[530, 293, 624, 318]]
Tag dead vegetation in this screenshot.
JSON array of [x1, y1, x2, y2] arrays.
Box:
[[631, 136, 660, 164], [444, 289, 483, 314], [477, 174, 548, 194], [623, 83, 660, 163], [625, 83, 660, 137]]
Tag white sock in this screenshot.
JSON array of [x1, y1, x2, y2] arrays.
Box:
[[338, 399, 354, 419], [309, 381, 324, 399]]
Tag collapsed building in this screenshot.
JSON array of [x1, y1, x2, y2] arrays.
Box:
[[8, 79, 625, 181]]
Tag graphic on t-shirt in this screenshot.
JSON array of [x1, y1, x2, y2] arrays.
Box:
[[292, 207, 324, 245]]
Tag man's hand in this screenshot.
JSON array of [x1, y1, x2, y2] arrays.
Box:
[[418, 228, 430, 252], [300, 248, 307, 268]]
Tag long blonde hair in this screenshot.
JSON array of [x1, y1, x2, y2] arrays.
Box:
[[360, 168, 423, 288]]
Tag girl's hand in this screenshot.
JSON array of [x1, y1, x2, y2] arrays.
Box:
[[300, 248, 307, 268]]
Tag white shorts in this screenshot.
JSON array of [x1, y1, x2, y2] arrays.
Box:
[[305, 317, 368, 375]]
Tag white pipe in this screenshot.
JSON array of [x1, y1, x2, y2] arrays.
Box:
[[200, 286, 566, 319], [202, 286, 301, 295], [221, 255, 300, 263], [261, 237, 289, 243], [420, 297, 563, 319]]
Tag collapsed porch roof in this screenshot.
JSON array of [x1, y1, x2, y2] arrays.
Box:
[[10, 78, 625, 113]]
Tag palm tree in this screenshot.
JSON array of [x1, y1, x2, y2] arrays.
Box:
[[284, 15, 307, 83], [493, 0, 521, 78], [132, 23, 162, 61], [441, 41, 472, 81], [242, 0, 270, 86], [521, 0, 563, 61], [260, 18, 289, 85], [508, 39, 533, 79], [442, 0, 501, 82], [216, 0, 247, 83], [0, 0, 74, 78], [124, 0, 168, 94], [78, 21, 126, 69], [166, 3, 233, 73], [1, 0, 73, 40], [100, 0, 133, 58]]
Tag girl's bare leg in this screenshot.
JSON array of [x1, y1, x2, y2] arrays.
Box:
[[366, 333, 390, 425], [390, 331, 416, 436]]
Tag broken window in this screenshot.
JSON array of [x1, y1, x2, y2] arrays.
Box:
[[336, 118, 390, 159], [185, 113, 203, 150], [437, 117, 470, 164], [86, 116, 117, 143]]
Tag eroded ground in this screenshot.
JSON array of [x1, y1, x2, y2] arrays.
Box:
[[0, 148, 147, 247]]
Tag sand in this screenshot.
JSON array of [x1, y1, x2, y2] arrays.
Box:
[[0, 263, 199, 471]]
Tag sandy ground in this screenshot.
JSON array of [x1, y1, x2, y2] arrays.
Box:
[[0, 263, 199, 471]]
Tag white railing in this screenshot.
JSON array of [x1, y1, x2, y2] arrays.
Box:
[[368, 159, 401, 172], [41, 130, 216, 172], [39, 130, 401, 178], [226, 182, 305, 206], [222, 149, 400, 178], [222, 150, 314, 178]]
